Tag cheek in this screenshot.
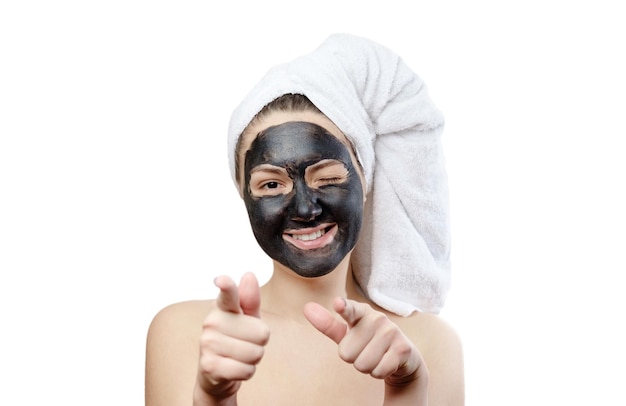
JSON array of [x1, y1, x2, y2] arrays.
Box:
[[320, 180, 364, 217], [245, 195, 290, 228]]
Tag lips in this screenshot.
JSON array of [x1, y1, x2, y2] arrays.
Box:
[[283, 224, 337, 250], [292, 229, 325, 241]]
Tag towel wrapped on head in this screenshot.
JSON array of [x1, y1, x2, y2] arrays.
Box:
[[227, 33, 451, 316]]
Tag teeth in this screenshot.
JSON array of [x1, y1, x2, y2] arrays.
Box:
[[292, 229, 325, 241]]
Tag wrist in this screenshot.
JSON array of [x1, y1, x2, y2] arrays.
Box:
[[193, 383, 237, 406], [383, 364, 429, 405], [385, 363, 429, 387]]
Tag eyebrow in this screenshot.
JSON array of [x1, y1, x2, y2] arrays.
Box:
[[249, 164, 288, 176], [306, 159, 346, 172]]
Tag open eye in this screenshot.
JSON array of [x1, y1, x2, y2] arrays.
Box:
[[248, 167, 292, 197], [262, 181, 281, 190], [250, 178, 290, 197]]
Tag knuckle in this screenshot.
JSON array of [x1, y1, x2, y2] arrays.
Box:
[[396, 340, 413, 356], [240, 365, 256, 380], [337, 345, 356, 364], [202, 311, 223, 330], [353, 358, 373, 374], [370, 368, 387, 379], [198, 354, 221, 377], [257, 323, 271, 345], [199, 355, 256, 382], [389, 330, 414, 356], [370, 311, 390, 328], [354, 302, 373, 319], [199, 329, 220, 350], [250, 345, 265, 364], [380, 324, 399, 342]]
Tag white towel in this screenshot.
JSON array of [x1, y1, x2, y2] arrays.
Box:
[[227, 33, 451, 315]]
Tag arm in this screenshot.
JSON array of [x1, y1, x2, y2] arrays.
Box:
[[407, 313, 464, 405], [145, 273, 269, 406], [194, 273, 269, 406], [145, 302, 205, 406]]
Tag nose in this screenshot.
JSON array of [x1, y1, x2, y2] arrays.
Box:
[[290, 182, 322, 221]]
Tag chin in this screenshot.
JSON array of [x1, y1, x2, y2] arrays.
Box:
[[290, 266, 335, 279], [276, 254, 342, 279]]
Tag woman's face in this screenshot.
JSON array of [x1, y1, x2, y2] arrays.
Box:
[[240, 113, 364, 278]]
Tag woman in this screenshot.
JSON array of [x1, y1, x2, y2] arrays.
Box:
[[146, 34, 464, 405]]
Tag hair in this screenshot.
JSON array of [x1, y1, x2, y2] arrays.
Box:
[[234, 93, 323, 185]]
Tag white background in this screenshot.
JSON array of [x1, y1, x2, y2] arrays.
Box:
[[1, 1, 625, 404]]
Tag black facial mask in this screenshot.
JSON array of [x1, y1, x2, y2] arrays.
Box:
[[243, 121, 363, 278]]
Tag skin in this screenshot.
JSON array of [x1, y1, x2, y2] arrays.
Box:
[[243, 121, 363, 278], [145, 111, 465, 406]]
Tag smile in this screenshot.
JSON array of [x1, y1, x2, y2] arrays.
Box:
[[291, 229, 325, 241], [283, 224, 337, 250]]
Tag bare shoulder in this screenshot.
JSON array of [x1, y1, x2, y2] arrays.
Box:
[[146, 299, 214, 369], [391, 311, 462, 354], [148, 299, 213, 335], [145, 300, 213, 406]]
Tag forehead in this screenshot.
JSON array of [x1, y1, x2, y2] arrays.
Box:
[[248, 121, 352, 167], [237, 111, 364, 191], [240, 111, 353, 159]]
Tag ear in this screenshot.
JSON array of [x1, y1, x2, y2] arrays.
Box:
[[355, 177, 365, 203], [237, 180, 245, 198]]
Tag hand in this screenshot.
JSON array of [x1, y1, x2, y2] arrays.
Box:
[[194, 273, 270, 405], [304, 298, 427, 390]]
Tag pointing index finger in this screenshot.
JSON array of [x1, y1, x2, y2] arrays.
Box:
[[214, 275, 241, 314], [238, 272, 261, 318], [334, 297, 368, 327]]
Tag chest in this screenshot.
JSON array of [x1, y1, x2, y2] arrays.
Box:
[[237, 320, 384, 405]]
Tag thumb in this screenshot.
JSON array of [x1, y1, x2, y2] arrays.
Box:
[[238, 272, 261, 318], [304, 301, 348, 344]]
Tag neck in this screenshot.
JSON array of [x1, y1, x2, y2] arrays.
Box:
[[260, 256, 356, 321]]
